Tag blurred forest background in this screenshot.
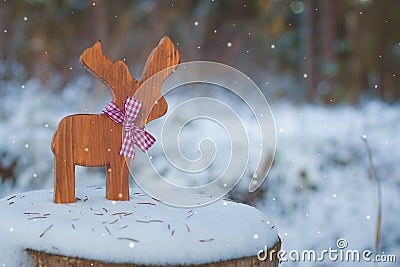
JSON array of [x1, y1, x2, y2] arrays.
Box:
[[1, 0, 399, 104], [1, 1, 400, 265]]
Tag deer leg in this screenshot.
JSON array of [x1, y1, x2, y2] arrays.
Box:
[[54, 157, 76, 203], [106, 156, 130, 201]]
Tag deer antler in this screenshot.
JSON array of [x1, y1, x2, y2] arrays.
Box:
[[135, 36, 181, 127], [80, 41, 139, 109]]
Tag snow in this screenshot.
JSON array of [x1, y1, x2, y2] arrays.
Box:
[[1, 79, 399, 266], [259, 102, 400, 266], [0, 186, 278, 266]]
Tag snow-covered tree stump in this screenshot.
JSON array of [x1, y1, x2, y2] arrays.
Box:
[[27, 241, 281, 267], [0, 187, 280, 266]]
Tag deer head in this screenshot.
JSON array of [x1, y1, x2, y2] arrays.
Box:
[[80, 36, 180, 125]]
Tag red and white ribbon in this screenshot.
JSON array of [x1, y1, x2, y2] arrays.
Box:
[[102, 96, 156, 159]]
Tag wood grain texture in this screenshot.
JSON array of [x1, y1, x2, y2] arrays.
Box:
[[27, 238, 281, 267], [52, 37, 180, 203]]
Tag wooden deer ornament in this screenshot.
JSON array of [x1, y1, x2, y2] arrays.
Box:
[[52, 36, 180, 204]]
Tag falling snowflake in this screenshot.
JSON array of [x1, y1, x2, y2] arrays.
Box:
[[290, 1, 304, 14]]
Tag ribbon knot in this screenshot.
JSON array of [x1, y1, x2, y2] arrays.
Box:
[[102, 96, 156, 159]]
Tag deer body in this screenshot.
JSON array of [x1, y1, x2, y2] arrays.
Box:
[[53, 114, 122, 167], [52, 37, 180, 203]]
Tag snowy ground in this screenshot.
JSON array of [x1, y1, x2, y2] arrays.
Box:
[[0, 80, 399, 266], [0, 187, 278, 266], [261, 102, 400, 266]]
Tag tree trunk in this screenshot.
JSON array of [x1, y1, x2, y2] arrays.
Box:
[[347, 4, 363, 104], [321, 0, 338, 100], [27, 239, 281, 267], [304, 0, 317, 102]]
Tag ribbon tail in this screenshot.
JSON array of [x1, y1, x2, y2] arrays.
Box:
[[133, 126, 156, 152], [144, 131, 156, 149], [120, 130, 136, 159]]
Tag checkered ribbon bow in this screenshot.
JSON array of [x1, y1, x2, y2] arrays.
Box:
[[102, 96, 156, 159]]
